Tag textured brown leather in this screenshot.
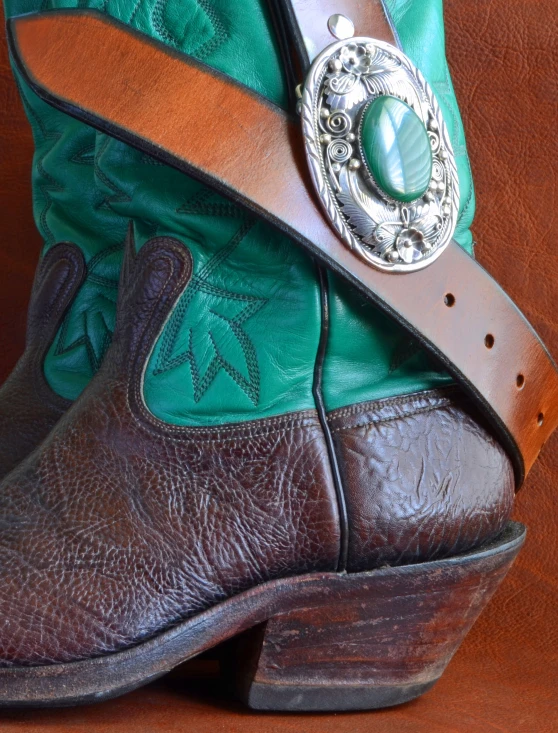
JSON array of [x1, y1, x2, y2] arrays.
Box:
[[286, 0, 515, 572], [0, 231, 341, 666], [9, 10, 558, 485], [278, 0, 395, 63], [328, 388, 515, 571], [0, 243, 84, 479]]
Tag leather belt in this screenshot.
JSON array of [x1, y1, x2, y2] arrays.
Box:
[[7, 8, 558, 485], [273, 0, 396, 66]]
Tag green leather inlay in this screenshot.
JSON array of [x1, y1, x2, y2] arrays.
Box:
[[6, 0, 126, 402], [143, 200, 322, 426], [5, 0, 476, 421], [85, 138, 322, 424], [71, 0, 320, 424]]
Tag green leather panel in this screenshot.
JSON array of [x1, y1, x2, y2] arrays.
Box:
[[386, 0, 475, 250], [322, 0, 472, 411], [5, 0, 476, 422], [5, 0, 127, 401], [143, 213, 322, 426], [36, 0, 320, 421], [78, 0, 321, 423], [85, 136, 322, 424], [10, 70, 126, 400]]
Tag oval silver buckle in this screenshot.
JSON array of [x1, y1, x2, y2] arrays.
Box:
[[300, 38, 460, 273]]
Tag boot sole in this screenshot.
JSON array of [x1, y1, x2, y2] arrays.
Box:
[[0, 521, 525, 711]]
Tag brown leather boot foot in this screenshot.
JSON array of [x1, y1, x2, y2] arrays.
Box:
[[0, 235, 525, 710], [0, 522, 524, 710]]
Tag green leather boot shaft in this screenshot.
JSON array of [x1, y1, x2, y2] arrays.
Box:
[[323, 0, 473, 410], [9, 71, 125, 400], [5, 0, 475, 423]]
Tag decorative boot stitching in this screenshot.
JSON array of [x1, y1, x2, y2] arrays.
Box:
[[52, 243, 122, 373], [54, 304, 114, 374], [151, 0, 228, 60], [328, 401, 459, 433], [86, 241, 125, 290], [153, 217, 267, 405], [140, 153, 166, 166], [177, 188, 243, 219], [194, 0, 228, 61], [327, 386, 461, 426], [69, 142, 96, 166], [128, 0, 143, 24]]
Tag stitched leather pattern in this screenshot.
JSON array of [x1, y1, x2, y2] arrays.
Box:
[[7, 0, 482, 418], [13, 70, 128, 401], [152, 0, 227, 59], [139, 179, 320, 425], [49, 242, 121, 374], [153, 219, 268, 406]]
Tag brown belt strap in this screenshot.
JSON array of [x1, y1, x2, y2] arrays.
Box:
[[8, 9, 558, 485], [274, 0, 396, 66]]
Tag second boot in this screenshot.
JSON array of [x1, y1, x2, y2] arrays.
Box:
[[0, 61, 129, 477]]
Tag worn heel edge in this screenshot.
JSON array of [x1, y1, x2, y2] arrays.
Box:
[[0, 523, 524, 709], [235, 522, 525, 713], [242, 679, 437, 712]]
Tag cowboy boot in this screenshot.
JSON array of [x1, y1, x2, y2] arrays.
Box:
[[0, 0, 552, 712], [0, 15, 128, 477]]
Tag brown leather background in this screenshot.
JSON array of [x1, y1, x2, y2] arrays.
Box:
[[0, 0, 556, 730], [0, 10, 41, 385]]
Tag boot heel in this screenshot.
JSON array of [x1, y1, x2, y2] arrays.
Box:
[[233, 522, 525, 712]]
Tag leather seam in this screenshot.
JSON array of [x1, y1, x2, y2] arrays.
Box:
[[328, 400, 460, 434], [123, 237, 320, 442], [327, 386, 461, 421]]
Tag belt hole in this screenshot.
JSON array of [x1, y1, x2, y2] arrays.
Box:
[[538, 412, 545, 427], [444, 293, 455, 307], [516, 374, 525, 390], [485, 334, 495, 349]]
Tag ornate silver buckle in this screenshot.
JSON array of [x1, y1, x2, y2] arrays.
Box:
[[300, 38, 459, 273]]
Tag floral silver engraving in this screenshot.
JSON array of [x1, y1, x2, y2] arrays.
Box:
[[301, 38, 460, 273]]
